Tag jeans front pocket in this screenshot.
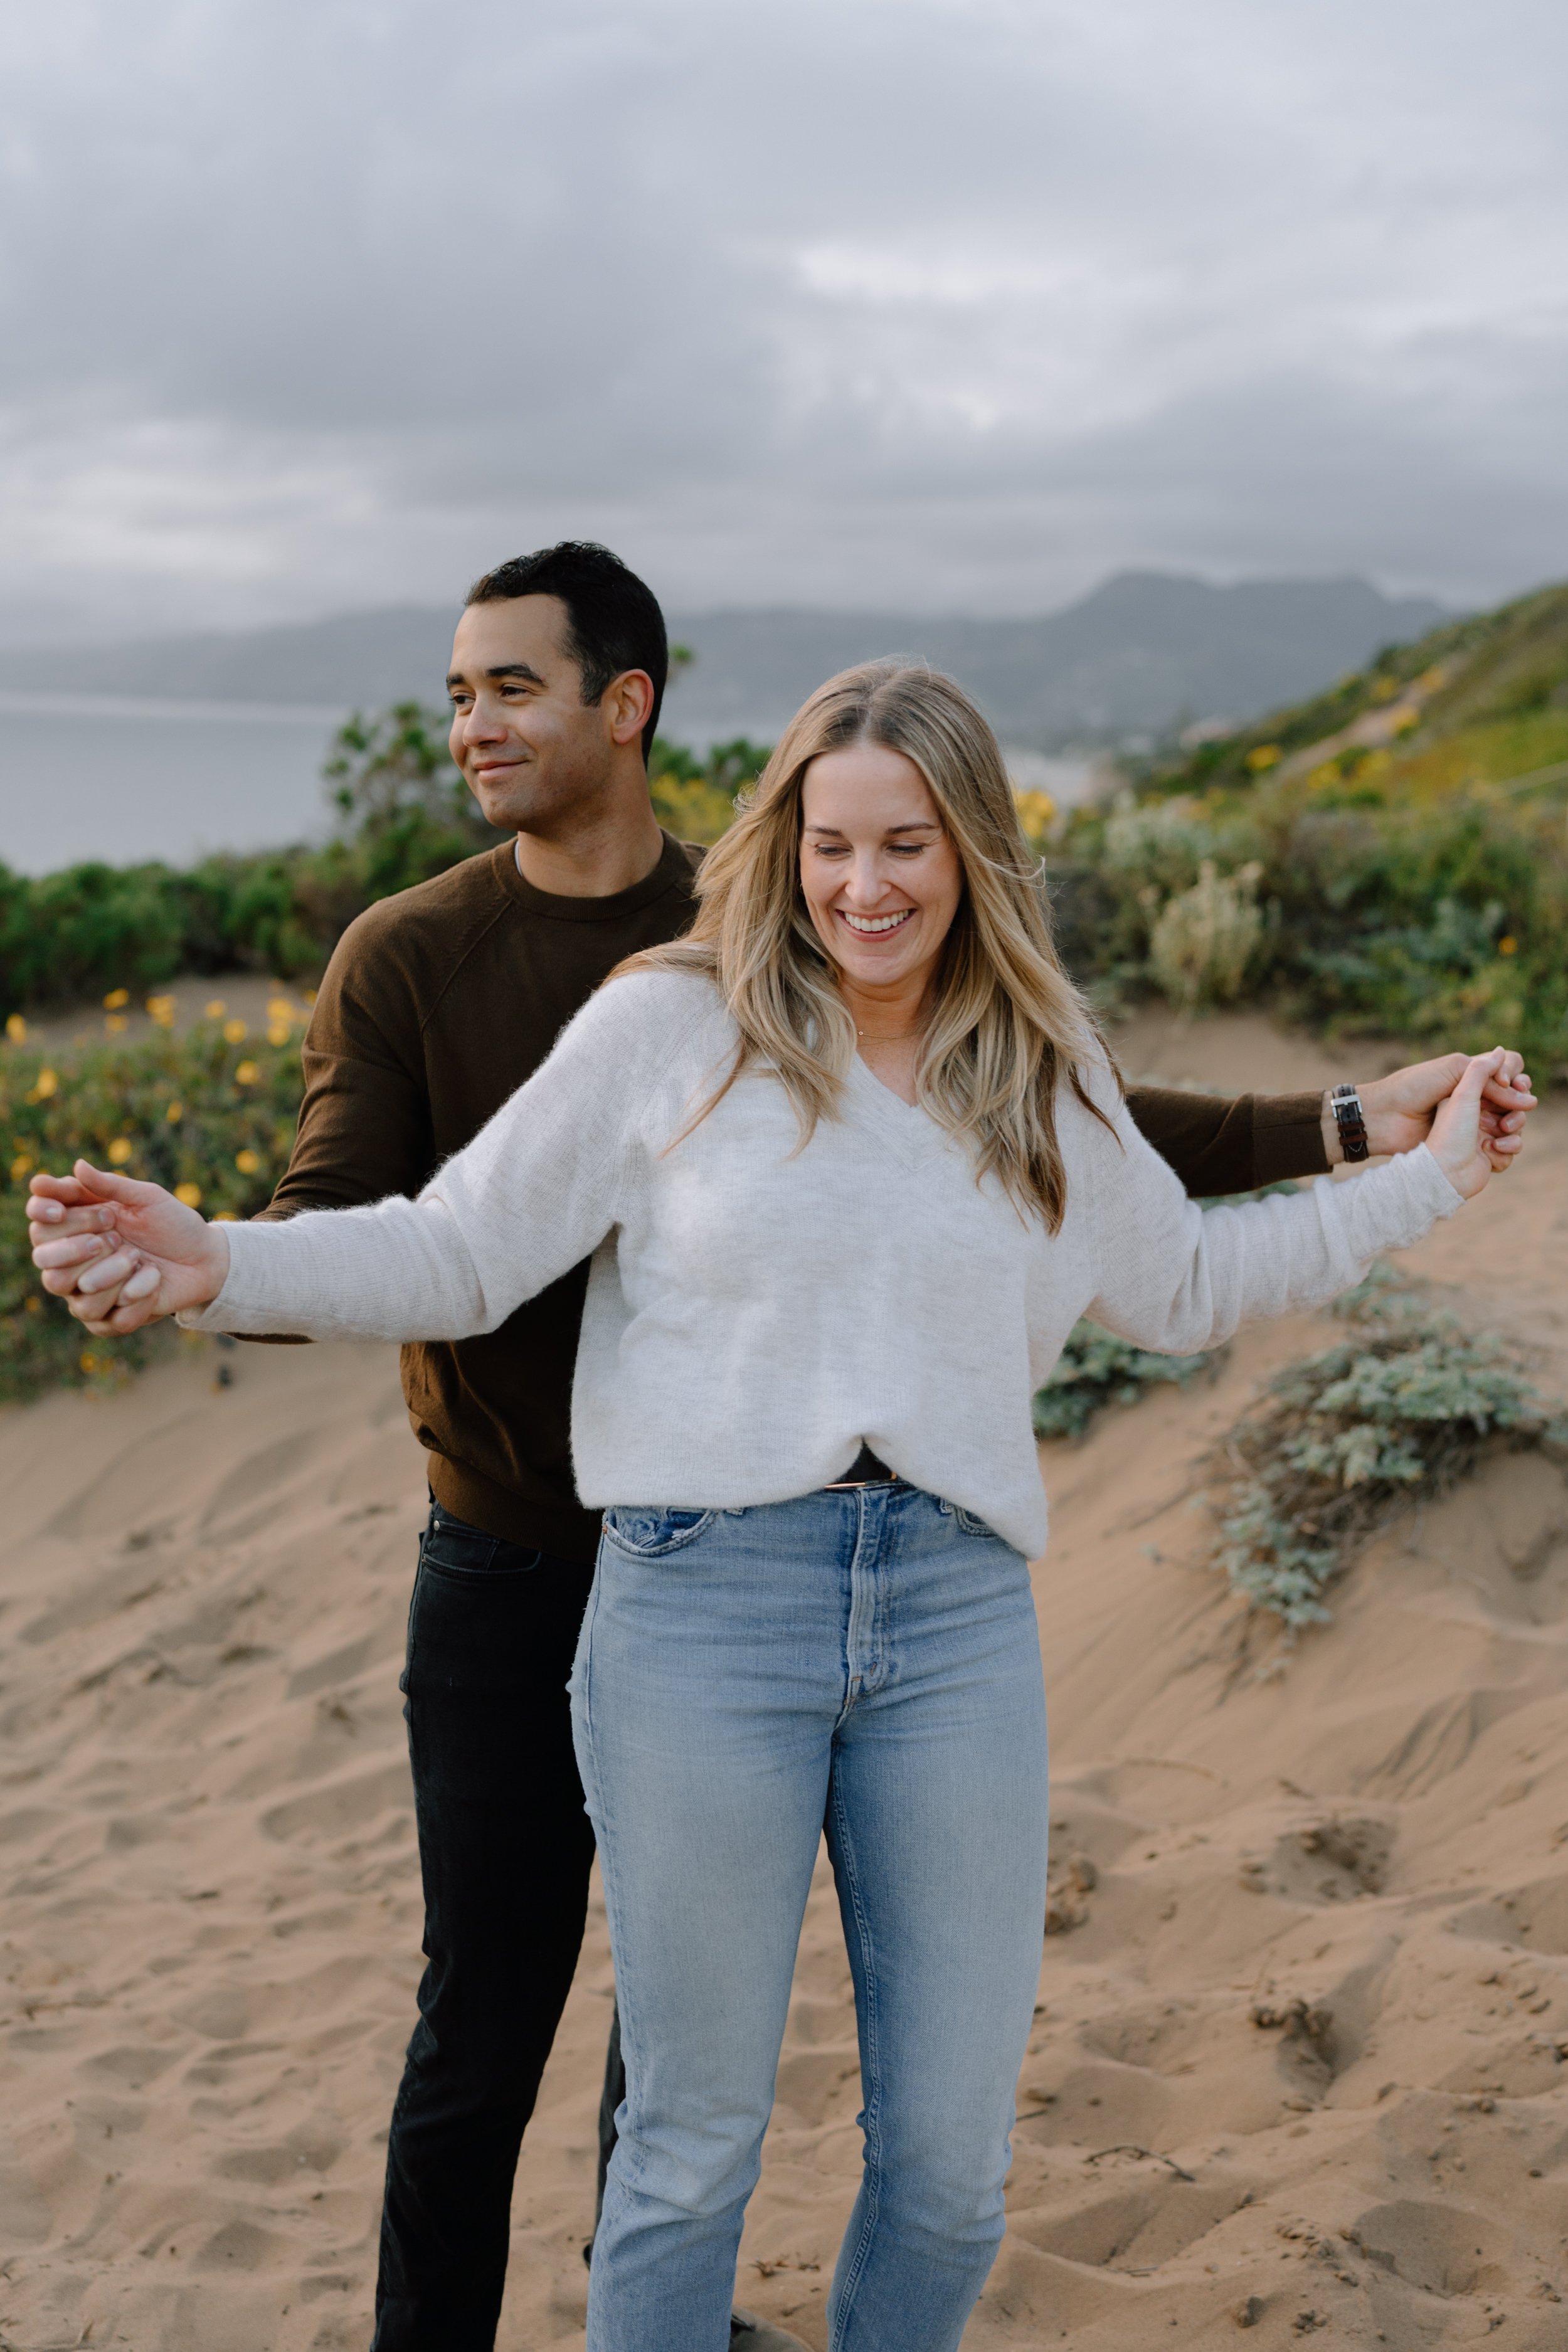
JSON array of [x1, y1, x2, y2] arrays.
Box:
[[421, 1511, 544, 1580], [600, 1505, 715, 1559], [945, 1500, 1003, 1541]]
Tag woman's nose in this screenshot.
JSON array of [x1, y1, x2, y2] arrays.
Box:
[[840, 854, 892, 905]]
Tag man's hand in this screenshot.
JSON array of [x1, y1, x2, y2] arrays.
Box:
[[29, 1163, 230, 1337], [1323, 1051, 1535, 1170]]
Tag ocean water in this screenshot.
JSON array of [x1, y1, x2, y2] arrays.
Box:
[[0, 692, 349, 875], [0, 692, 1103, 879]]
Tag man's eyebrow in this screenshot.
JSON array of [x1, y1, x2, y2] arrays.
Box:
[[444, 660, 547, 690]]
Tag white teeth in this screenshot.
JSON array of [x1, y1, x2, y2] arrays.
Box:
[[843, 910, 913, 933]]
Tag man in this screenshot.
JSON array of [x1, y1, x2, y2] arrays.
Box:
[[40, 543, 1535, 2351]]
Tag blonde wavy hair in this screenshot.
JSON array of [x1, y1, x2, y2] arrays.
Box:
[[620, 660, 1117, 1230]]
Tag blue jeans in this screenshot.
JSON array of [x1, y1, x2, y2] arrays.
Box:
[[570, 1483, 1049, 2352]]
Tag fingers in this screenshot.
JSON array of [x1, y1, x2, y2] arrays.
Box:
[[32, 1227, 124, 1276], [69, 1159, 162, 1205], [72, 1247, 147, 1298], [1479, 1069, 1535, 1113], [27, 1199, 119, 1237], [1455, 1046, 1507, 1103], [26, 1172, 98, 1210]]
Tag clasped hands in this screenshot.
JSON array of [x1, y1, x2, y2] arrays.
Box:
[[28, 1046, 1539, 1342]]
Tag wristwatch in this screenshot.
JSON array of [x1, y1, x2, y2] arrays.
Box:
[[1329, 1083, 1370, 1163]]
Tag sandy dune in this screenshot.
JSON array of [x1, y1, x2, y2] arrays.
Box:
[[3, 1017, 1567, 2350]]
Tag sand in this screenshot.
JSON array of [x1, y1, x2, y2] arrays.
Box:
[[4, 1011, 1567, 2350]]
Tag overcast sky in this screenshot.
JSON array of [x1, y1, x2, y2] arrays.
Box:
[[3, 0, 1565, 641]]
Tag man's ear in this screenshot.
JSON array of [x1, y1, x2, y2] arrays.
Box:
[[606, 669, 656, 749]]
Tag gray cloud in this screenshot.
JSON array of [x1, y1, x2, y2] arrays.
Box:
[[3, 0, 1565, 638]]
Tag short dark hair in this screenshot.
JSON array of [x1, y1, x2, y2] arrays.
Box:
[[465, 541, 667, 760]]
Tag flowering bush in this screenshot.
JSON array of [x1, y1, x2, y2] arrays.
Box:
[[0, 999, 306, 1397]]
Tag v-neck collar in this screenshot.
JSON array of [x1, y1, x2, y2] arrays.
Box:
[[845, 1051, 948, 1168]]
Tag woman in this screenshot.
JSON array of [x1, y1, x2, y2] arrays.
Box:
[[31, 664, 1507, 2352]]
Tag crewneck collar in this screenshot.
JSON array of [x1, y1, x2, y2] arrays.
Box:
[[491, 830, 699, 924]]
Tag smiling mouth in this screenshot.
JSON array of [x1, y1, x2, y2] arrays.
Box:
[[840, 908, 914, 936]]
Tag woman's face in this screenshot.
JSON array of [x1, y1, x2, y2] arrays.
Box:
[[799, 742, 965, 997]]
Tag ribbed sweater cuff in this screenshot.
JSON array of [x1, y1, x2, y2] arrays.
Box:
[[177, 1219, 292, 1335]]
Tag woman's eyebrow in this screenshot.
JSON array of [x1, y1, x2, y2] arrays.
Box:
[[803, 819, 940, 836]]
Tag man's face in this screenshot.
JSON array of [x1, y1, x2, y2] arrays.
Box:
[[446, 594, 623, 835]]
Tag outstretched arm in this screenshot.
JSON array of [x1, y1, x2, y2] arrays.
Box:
[[31, 972, 672, 1345], [1083, 1049, 1505, 1358], [31, 1160, 494, 1343]]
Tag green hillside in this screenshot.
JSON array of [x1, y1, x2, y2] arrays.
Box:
[[1140, 580, 1568, 802], [1060, 580, 1568, 1079]]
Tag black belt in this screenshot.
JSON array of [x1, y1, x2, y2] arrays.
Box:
[[824, 1443, 896, 1490]]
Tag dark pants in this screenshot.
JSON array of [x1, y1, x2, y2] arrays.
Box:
[[371, 1503, 600, 2352]]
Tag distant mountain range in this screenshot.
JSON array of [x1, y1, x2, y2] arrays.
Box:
[[0, 573, 1452, 751]]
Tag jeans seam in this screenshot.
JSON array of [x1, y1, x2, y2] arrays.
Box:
[[575, 1576, 649, 2207], [827, 1761, 882, 2333]]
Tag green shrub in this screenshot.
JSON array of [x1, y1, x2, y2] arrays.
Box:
[[1147, 859, 1265, 1013], [1032, 1322, 1214, 1439], [0, 1009, 307, 1398], [1057, 779, 1568, 1074], [1209, 1265, 1566, 1629]]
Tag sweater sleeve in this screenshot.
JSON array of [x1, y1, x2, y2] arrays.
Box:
[[179, 972, 679, 1345], [1125, 1084, 1329, 1195], [1076, 1070, 1463, 1355]]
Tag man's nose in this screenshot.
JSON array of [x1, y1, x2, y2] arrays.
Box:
[[460, 697, 507, 744]]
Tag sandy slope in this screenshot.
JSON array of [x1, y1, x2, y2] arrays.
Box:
[[3, 1022, 1567, 2351]]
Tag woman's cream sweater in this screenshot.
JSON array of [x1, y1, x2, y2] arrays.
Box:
[[184, 968, 1463, 1555]]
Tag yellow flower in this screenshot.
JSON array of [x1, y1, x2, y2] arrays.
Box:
[[105, 1014, 129, 1034], [1245, 744, 1282, 773], [234, 1059, 259, 1086], [175, 1181, 203, 1207], [205, 998, 227, 1019], [24, 1294, 40, 1314], [5, 1013, 25, 1043], [1498, 935, 1518, 955], [266, 997, 295, 1024], [223, 1019, 248, 1045], [107, 1138, 134, 1165], [235, 1148, 260, 1174], [266, 1023, 291, 1047], [166, 1101, 183, 1123], [213, 1210, 239, 1222], [33, 1068, 57, 1100], [1012, 789, 1057, 842], [10, 1153, 32, 1180], [103, 987, 130, 1010], [146, 993, 176, 1028]]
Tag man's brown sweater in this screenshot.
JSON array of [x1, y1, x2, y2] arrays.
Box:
[[260, 833, 1328, 1564]]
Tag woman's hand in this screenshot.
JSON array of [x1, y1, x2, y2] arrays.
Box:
[[1426, 1049, 1520, 1199], [29, 1162, 230, 1336]]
